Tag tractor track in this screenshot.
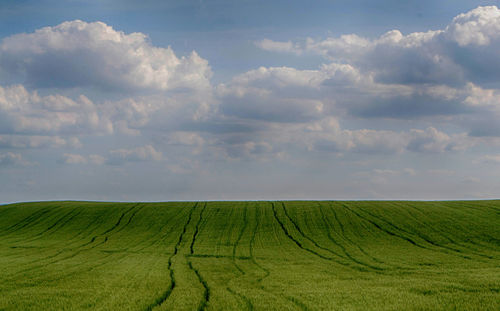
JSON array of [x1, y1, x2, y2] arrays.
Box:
[[145, 202, 198, 310], [316, 202, 387, 271], [271, 202, 353, 267]]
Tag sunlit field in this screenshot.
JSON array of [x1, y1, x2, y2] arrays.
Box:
[[0, 201, 499, 310]]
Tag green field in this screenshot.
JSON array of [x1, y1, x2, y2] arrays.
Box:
[[0, 201, 499, 310]]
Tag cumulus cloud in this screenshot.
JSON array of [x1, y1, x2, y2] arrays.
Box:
[[215, 62, 476, 121], [108, 145, 163, 164], [62, 153, 106, 165], [62, 153, 88, 164], [216, 65, 347, 123], [255, 39, 300, 54], [476, 154, 500, 164], [0, 84, 112, 135], [0, 135, 81, 149], [406, 127, 472, 153], [258, 6, 500, 88], [296, 118, 472, 155], [0, 20, 211, 92], [0, 152, 31, 166]]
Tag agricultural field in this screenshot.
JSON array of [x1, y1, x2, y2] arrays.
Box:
[[0, 201, 499, 310]]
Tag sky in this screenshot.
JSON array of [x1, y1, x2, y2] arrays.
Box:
[[1, 0, 500, 202]]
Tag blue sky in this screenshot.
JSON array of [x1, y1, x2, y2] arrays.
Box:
[[1, 1, 500, 202]]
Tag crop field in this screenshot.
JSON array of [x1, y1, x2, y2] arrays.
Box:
[[0, 201, 499, 310]]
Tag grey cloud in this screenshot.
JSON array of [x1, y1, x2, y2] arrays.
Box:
[[107, 145, 163, 165], [0, 135, 81, 149], [350, 92, 469, 119], [302, 118, 472, 155], [216, 66, 333, 123], [476, 154, 500, 164], [0, 152, 31, 167], [61, 153, 105, 165]]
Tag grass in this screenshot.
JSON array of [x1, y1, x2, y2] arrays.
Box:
[[0, 200, 499, 310]]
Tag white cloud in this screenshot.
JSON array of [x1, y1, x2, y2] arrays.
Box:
[[0, 135, 81, 149], [89, 154, 106, 165], [299, 119, 471, 155], [62, 153, 106, 165], [476, 154, 500, 164], [407, 127, 455, 153], [445, 6, 500, 46], [0, 152, 31, 166], [62, 153, 88, 164], [108, 145, 163, 164], [0, 20, 212, 92], [255, 39, 300, 54], [0, 84, 112, 135], [216, 65, 355, 123], [258, 6, 500, 87]]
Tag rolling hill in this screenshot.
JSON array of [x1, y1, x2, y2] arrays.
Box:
[[0, 200, 499, 310]]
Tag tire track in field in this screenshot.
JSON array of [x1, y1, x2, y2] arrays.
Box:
[[7, 204, 143, 278], [21, 209, 83, 243], [2, 209, 109, 269], [342, 204, 474, 260], [145, 202, 198, 311], [249, 204, 270, 284], [2, 207, 53, 235], [271, 202, 352, 267], [2, 211, 109, 263], [188, 260, 210, 311], [254, 204, 310, 311], [279, 202, 379, 272], [226, 203, 255, 310], [231, 203, 248, 275], [325, 203, 386, 265], [352, 204, 481, 260], [414, 202, 500, 252], [3, 208, 72, 244], [114, 204, 145, 234], [101, 204, 139, 235], [82, 203, 141, 248], [439, 202, 500, 249], [316, 203, 387, 271], [190, 202, 207, 255], [226, 286, 253, 311], [186, 202, 210, 311], [295, 202, 386, 270], [393, 202, 497, 259], [132, 207, 191, 253], [341, 204, 433, 251]]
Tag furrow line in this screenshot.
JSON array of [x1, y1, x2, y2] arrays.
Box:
[[145, 202, 199, 311], [101, 204, 139, 235], [320, 203, 381, 264], [282, 203, 352, 261], [232, 203, 248, 275], [23, 210, 83, 243], [349, 204, 475, 260], [226, 287, 253, 311], [190, 202, 207, 255], [271, 202, 344, 264], [115, 204, 145, 234], [186, 202, 211, 310], [342, 204, 431, 251], [187, 260, 210, 311], [3, 208, 53, 234], [317, 203, 386, 271], [396, 202, 496, 259], [250, 204, 270, 283], [280, 202, 374, 271]]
